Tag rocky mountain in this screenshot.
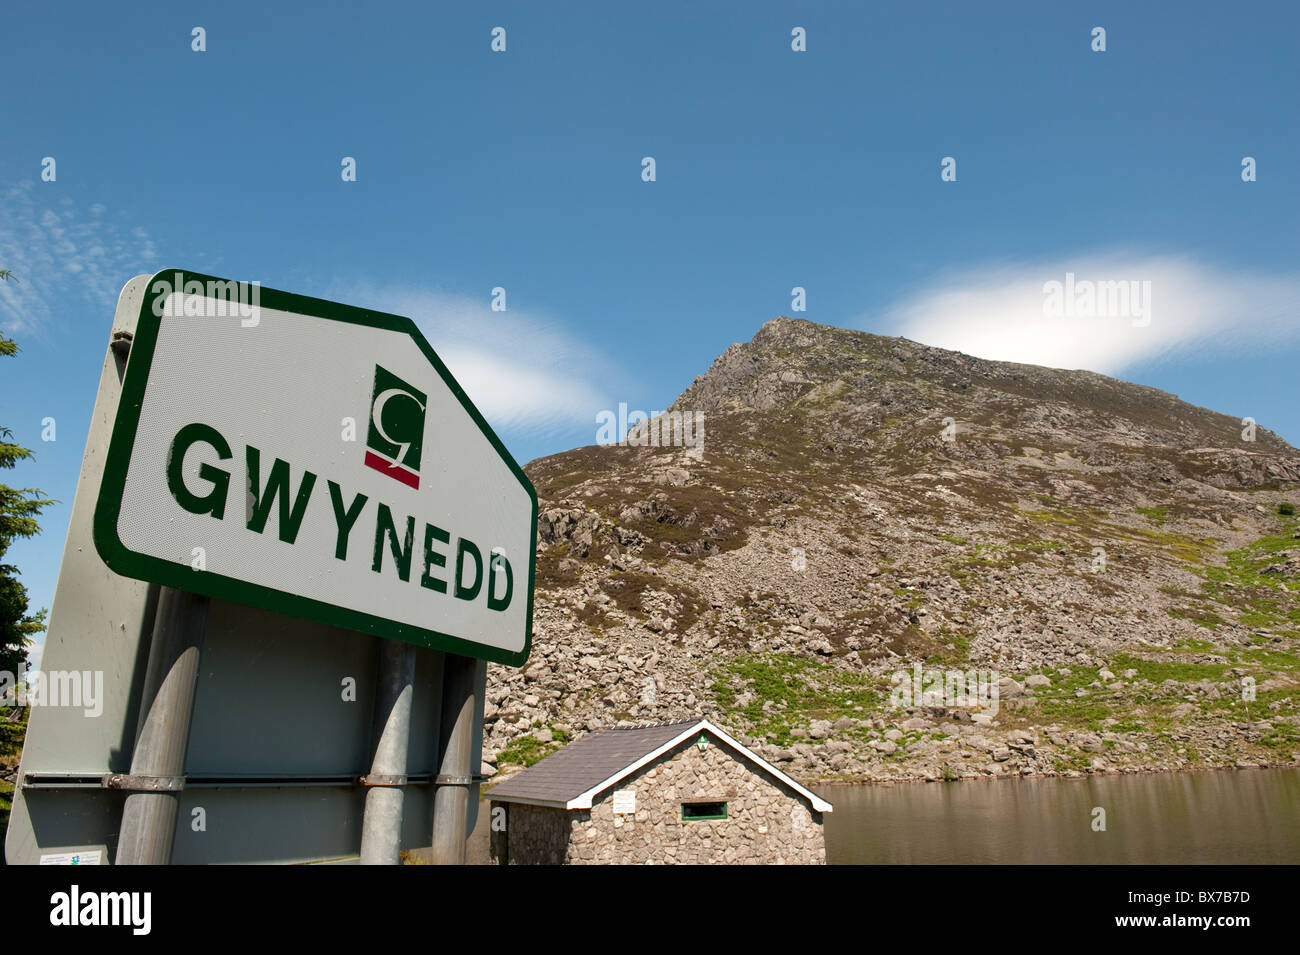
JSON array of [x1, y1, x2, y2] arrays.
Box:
[[484, 317, 1300, 784]]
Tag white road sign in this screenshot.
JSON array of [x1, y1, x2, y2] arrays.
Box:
[[94, 269, 537, 666]]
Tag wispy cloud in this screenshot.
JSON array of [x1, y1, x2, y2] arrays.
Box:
[[0, 185, 618, 443], [865, 252, 1300, 375], [0, 181, 159, 338], [332, 284, 620, 440]]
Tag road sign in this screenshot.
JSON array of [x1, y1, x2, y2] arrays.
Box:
[[8, 276, 489, 865], [93, 269, 536, 666]]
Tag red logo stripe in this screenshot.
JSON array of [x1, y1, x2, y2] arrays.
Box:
[[364, 450, 420, 490]]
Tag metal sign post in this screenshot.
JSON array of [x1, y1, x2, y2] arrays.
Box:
[[114, 588, 209, 864], [359, 640, 416, 864], [432, 654, 480, 865]]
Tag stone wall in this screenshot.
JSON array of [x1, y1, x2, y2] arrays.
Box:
[[489, 802, 576, 865], [490, 732, 826, 864]]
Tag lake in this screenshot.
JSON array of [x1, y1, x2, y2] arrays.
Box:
[[815, 768, 1300, 864]]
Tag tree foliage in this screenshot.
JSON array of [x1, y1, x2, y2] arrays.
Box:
[[0, 272, 54, 678]]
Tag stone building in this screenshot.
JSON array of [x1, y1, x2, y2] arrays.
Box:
[[487, 718, 831, 864]]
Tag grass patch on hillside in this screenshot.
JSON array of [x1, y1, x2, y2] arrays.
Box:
[[955, 542, 1008, 568], [1229, 644, 1300, 671], [711, 653, 884, 745], [1166, 606, 1228, 631], [1023, 507, 1089, 527], [1137, 505, 1170, 525], [925, 630, 973, 667], [1201, 519, 1300, 592], [1023, 664, 1206, 734], [1256, 720, 1300, 751], [497, 725, 573, 768], [1122, 526, 1218, 563], [1192, 520, 1300, 631], [1035, 696, 1114, 728], [1021, 502, 1215, 564], [1022, 666, 1112, 726], [1206, 685, 1296, 716], [1171, 636, 1217, 652], [1109, 652, 1230, 683], [1017, 537, 1066, 552]]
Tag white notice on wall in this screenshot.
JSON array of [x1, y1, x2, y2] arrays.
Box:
[[40, 849, 104, 865], [612, 789, 636, 815]]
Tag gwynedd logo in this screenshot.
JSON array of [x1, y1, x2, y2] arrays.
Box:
[[364, 365, 427, 489]]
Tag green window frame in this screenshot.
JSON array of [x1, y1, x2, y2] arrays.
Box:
[[681, 801, 728, 822]]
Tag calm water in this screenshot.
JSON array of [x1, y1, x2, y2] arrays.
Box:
[[815, 768, 1300, 864]]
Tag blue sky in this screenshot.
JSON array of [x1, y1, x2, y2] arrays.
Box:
[[2, 1, 1298, 670]]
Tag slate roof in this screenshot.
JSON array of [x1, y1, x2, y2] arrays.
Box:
[[486, 718, 833, 813], [488, 719, 699, 806]]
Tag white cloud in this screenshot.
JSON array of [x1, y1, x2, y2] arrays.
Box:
[[332, 284, 619, 440], [0, 181, 158, 338], [26, 641, 43, 677], [867, 252, 1300, 375]]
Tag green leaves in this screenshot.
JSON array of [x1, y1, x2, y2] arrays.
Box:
[[0, 425, 55, 559], [0, 325, 55, 675]]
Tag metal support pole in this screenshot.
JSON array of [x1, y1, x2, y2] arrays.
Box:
[[431, 653, 477, 865], [359, 639, 416, 864], [114, 587, 208, 864]]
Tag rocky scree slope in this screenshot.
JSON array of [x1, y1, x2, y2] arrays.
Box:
[[484, 317, 1300, 785]]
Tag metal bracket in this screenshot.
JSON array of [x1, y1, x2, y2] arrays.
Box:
[[358, 774, 408, 788], [434, 774, 474, 786], [109, 330, 133, 357], [102, 773, 185, 793], [24, 772, 447, 790]]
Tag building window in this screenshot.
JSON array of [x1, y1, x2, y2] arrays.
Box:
[[681, 801, 728, 821]]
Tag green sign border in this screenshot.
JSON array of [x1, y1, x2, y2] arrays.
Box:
[[93, 268, 536, 667]]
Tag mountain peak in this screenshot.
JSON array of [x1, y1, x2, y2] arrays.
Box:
[[505, 315, 1300, 785], [672, 317, 1293, 459]]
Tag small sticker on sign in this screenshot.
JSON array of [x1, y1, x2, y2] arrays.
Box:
[[612, 789, 636, 815], [40, 849, 104, 865]]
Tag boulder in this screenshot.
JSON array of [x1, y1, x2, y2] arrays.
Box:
[[997, 677, 1025, 699]]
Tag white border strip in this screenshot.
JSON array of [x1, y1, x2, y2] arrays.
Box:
[[562, 719, 833, 813]]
